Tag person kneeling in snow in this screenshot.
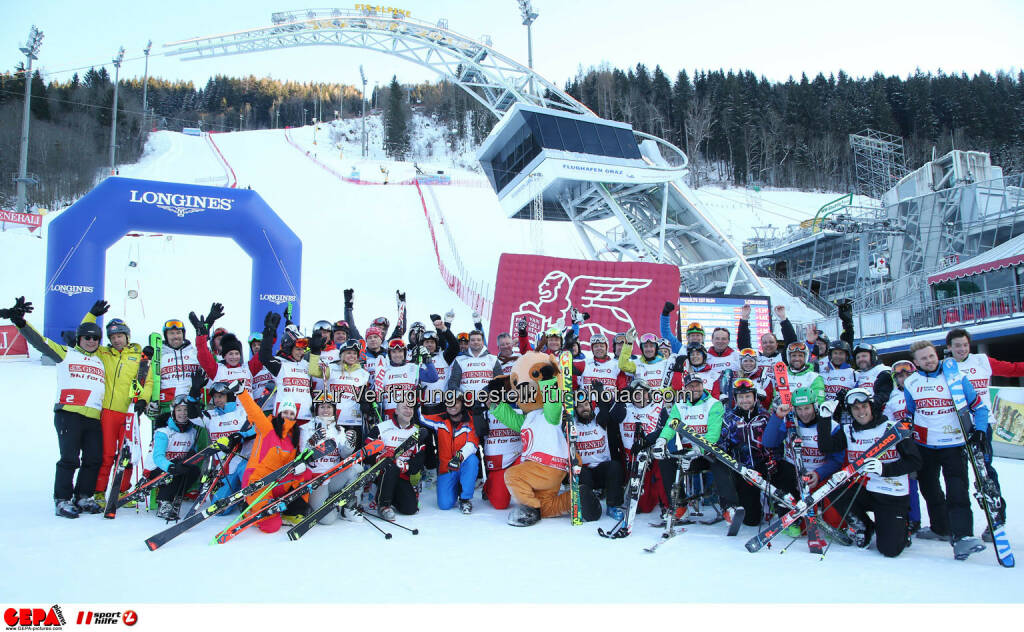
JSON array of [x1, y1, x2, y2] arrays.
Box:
[[420, 391, 480, 514], [149, 396, 202, 521], [300, 400, 364, 525]]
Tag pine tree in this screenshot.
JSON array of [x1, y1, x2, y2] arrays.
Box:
[[383, 75, 410, 159]]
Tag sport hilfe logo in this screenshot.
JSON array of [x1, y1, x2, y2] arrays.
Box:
[[75, 610, 138, 626], [3, 605, 66, 628]]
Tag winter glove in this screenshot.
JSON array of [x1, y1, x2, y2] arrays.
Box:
[[448, 451, 464, 471], [652, 437, 668, 459], [133, 400, 147, 416], [516, 319, 528, 336], [861, 458, 883, 476], [206, 302, 225, 326], [344, 288, 354, 307], [227, 432, 245, 451], [264, 310, 281, 332], [188, 311, 209, 337], [293, 463, 307, 476], [396, 290, 406, 303], [2, 296, 33, 327], [472, 310, 481, 322], [168, 462, 187, 476], [633, 432, 649, 452], [677, 449, 699, 471], [662, 301, 675, 316], [89, 299, 110, 316], [142, 345, 155, 360], [409, 471, 422, 487], [309, 332, 325, 355], [538, 363, 556, 381], [146, 401, 162, 417], [345, 429, 358, 450], [225, 379, 245, 395], [624, 327, 636, 345], [570, 307, 590, 324], [444, 309, 455, 324], [189, 370, 207, 398], [429, 313, 442, 324], [672, 355, 687, 373], [819, 400, 839, 419]]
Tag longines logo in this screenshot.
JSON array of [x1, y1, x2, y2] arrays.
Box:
[[129, 190, 234, 218], [259, 293, 297, 305], [49, 284, 93, 297]]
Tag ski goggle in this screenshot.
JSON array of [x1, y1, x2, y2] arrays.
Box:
[[457, 332, 470, 342], [739, 348, 758, 357], [313, 320, 332, 332], [248, 332, 263, 344], [590, 334, 608, 345], [210, 383, 231, 394], [686, 322, 704, 335], [639, 333, 659, 344], [733, 378, 756, 390], [787, 342, 807, 354], [172, 394, 191, 406], [163, 319, 186, 331], [292, 338, 309, 350], [389, 339, 407, 350], [845, 389, 872, 405], [892, 361, 915, 376], [659, 338, 671, 348]]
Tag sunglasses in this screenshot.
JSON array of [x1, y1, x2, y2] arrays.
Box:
[[80, 334, 101, 341]]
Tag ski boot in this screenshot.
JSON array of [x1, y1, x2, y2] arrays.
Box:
[[607, 505, 625, 522], [459, 499, 473, 515], [507, 504, 541, 527], [908, 520, 921, 535], [847, 515, 874, 548], [91, 492, 107, 510], [75, 494, 102, 514], [155, 500, 178, 521], [723, 506, 745, 536], [379, 505, 397, 522], [952, 536, 986, 561], [917, 527, 951, 541], [339, 506, 363, 523], [55, 498, 80, 519]]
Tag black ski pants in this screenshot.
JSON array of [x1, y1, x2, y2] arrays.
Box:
[[917, 445, 973, 539], [690, 457, 740, 508], [148, 463, 201, 502], [376, 461, 419, 515], [54, 410, 103, 501], [831, 488, 910, 558], [579, 460, 625, 509]]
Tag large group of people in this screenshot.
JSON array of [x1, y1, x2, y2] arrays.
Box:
[[0, 289, 1014, 560]]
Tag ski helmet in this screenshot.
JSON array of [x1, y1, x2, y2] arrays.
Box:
[[209, 381, 236, 402], [388, 339, 407, 351], [106, 318, 130, 339], [313, 320, 333, 334], [686, 322, 705, 338], [371, 316, 389, 334], [892, 359, 915, 376], [732, 377, 758, 397], [409, 321, 426, 335], [544, 326, 562, 340], [590, 333, 609, 346], [76, 322, 102, 344], [852, 342, 878, 368], [828, 340, 851, 364], [248, 332, 263, 345], [338, 339, 361, 355], [845, 387, 873, 407], [421, 330, 438, 342], [785, 341, 809, 364], [684, 372, 704, 386], [791, 387, 814, 408], [332, 320, 349, 333], [658, 337, 671, 350], [163, 318, 186, 338]]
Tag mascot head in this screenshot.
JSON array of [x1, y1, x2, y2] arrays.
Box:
[[485, 351, 559, 413]]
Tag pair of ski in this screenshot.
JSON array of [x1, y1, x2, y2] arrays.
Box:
[[212, 438, 389, 545], [104, 349, 153, 519], [558, 351, 584, 526], [144, 439, 337, 550], [773, 361, 828, 554], [941, 358, 1014, 568], [113, 437, 232, 517], [286, 430, 421, 541]]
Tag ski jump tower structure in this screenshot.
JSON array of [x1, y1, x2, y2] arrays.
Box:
[[164, 7, 761, 295]]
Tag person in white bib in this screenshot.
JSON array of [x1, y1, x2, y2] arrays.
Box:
[[816, 388, 922, 557]]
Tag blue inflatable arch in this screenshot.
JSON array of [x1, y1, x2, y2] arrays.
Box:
[[44, 176, 301, 341]]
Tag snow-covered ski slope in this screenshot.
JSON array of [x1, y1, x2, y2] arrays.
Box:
[[1, 127, 1020, 603]]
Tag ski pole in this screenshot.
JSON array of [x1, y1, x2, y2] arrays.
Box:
[[361, 512, 393, 539], [819, 477, 865, 561]]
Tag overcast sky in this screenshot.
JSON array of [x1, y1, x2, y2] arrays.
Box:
[[3, 0, 1021, 92]]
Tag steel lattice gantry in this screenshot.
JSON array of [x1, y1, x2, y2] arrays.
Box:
[[164, 8, 762, 295]]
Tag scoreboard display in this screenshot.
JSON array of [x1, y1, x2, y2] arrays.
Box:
[[677, 294, 772, 345]]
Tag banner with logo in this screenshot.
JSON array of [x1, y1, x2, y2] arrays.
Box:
[[0, 325, 29, 359], [43, 177, 302, 342], [990, 386, 1024, 446], [490, 254, 680, 353], [1, 209, 43, 233]]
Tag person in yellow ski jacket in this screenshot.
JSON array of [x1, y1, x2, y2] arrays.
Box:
[[80, 301, 154, 499]]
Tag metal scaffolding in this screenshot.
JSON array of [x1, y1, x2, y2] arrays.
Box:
[[849, 129, 909, 200]]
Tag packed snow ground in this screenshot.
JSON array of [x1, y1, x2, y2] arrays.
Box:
[[1, 126, 1020, 603]]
